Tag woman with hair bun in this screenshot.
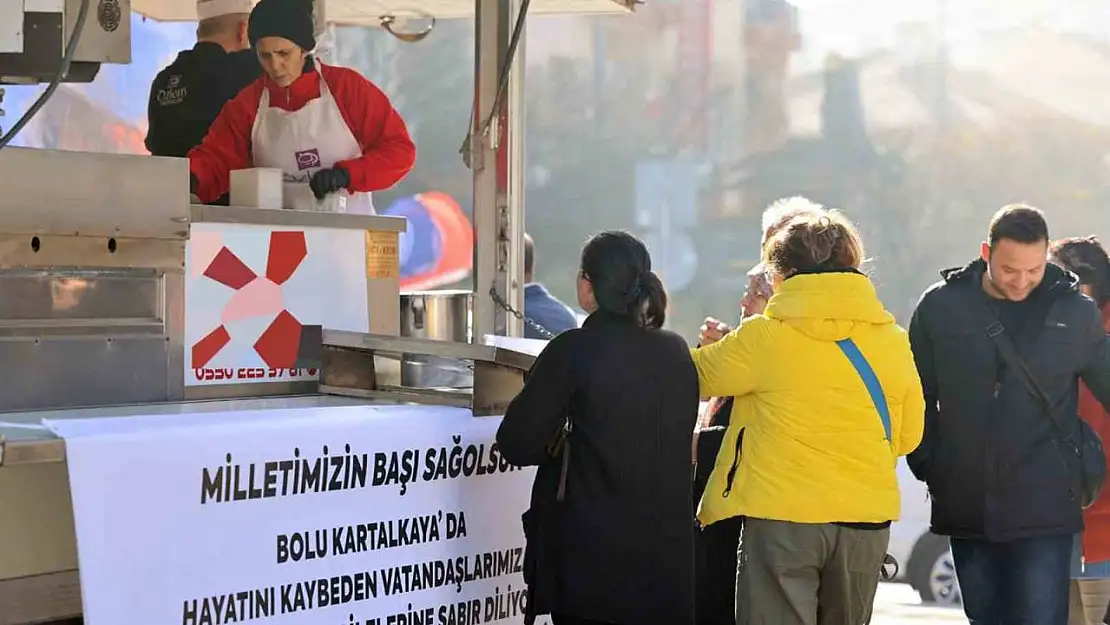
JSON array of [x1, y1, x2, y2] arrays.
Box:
[[692, 209, 925, 625], [497, 230, 700, 625]]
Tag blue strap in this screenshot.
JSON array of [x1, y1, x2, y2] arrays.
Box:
[[836, 338, 892, 443]]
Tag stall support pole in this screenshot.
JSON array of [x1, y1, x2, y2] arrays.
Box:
[[309, 0, 333, 64], [471, 0, 526, 339]]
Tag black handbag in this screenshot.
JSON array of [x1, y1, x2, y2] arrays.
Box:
[[983, 317, 1107, 508], [521, 413, 573, 625]]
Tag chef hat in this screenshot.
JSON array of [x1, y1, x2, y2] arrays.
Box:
[[248, 0, 317, 51], [197, 0, 255, 20]]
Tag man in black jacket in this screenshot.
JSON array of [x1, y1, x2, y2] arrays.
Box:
[[908, 204, 1110, 624], [146, 0, 261, 193]]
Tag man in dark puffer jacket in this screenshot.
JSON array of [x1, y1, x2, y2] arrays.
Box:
[[908, 205, 1110, 625]]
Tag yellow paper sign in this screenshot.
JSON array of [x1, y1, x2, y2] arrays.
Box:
[[365, 230, 400, 279]]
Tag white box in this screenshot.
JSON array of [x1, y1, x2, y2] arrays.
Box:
[[229, 168, 283, 209]]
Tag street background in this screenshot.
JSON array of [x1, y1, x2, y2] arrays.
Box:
[[874, 583, 965, 624]]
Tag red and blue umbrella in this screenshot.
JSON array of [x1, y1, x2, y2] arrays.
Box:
[[382, 192, 473, 290]]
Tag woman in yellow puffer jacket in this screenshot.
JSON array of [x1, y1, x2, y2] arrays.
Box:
[[692, 208, 925, 625]]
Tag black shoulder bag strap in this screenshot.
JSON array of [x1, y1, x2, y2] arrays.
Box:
[[542, 411, 572, 502], [545, 339, 578, 503], [983, 316, 1084, 506], [554, 420, 571, 502], [985, 318, 1078, 451]]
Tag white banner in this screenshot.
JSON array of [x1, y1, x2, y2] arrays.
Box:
[[46, 404, 542, 625]]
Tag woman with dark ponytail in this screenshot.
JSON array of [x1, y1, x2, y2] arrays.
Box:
[[497, 230, 700, 625], [577, 230, 668, 329]]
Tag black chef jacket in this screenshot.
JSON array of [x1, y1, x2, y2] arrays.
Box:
[[145, 42, 261, 159]]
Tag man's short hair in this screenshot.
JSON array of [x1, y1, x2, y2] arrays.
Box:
[[523, 233, 535, 276], [988, 204, 1049, 248], [761, 196, 825, 241], [197, 13, 248, 39]]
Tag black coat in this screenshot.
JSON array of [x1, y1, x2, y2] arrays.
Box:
[[146, 43, 261, 159], [497, 310, 700, 625], [907, 259, 1110, 541], [693, 398, 742, 625]]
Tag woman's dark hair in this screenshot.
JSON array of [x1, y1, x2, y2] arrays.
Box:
[[580, 230, 667, 329], [1050, 236, 1110, 308]]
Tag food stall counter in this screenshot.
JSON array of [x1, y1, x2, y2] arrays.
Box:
[[0, 392, 536, 625]]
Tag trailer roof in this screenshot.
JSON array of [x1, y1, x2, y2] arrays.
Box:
[[131, 0, 637, 22]]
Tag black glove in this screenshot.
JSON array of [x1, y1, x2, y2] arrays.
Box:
[[309, 166, 350, 200]]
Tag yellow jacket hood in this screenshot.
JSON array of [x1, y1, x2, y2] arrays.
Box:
[[763, 270, 896, 342], [691, 270, 925, 526]]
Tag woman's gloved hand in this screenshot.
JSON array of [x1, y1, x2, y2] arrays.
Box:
[[309, 166, 350, 200]]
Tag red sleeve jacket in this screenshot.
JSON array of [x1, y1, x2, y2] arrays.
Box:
[[188, 62, 416, 204], [1080, 304, 1110, 563]]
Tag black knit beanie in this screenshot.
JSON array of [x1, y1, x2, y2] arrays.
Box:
[[248, 0, 316, 51]]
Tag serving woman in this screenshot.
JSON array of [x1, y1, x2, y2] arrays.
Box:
[[188, 0, 415, 214]]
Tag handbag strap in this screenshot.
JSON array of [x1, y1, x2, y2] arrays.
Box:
[[836, 338, 892, 443], [983, 317, 1081, 455], [556, 422, 571, 502], [554, 339, 581, 503]]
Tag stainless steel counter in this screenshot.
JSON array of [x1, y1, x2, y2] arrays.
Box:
[[0, 394, 371, 444], [190, 204, 407, 232], [0, 148, 407, 413]]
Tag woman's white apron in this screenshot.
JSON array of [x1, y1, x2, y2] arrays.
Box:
[[250, 67, 374, 214]]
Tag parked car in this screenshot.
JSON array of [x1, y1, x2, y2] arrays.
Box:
[[888, 459, 962, 606]]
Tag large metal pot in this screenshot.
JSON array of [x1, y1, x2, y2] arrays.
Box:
[[400, 290, 472, 342], [399, 290, 473, 388]]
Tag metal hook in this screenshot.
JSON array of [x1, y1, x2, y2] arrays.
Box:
[[380, 13, 436, 43]]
